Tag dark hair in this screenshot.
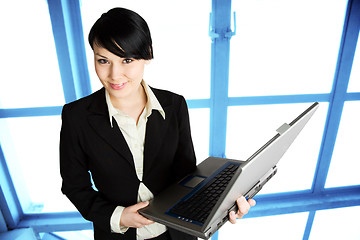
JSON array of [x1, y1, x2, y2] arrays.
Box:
[[88, 8, 153, 60]]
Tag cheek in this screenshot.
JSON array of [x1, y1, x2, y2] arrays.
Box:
[[95, 66, 107, 80], [127, 65, 145, 80]]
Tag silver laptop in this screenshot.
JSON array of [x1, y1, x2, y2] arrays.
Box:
[[139, 102, 319, 239]]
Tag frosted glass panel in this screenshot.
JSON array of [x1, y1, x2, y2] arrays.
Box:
[[229, 0, 348, 97], [326, 101, 360, 188], [53, 231, 94, 240], [310, 206, 360, 240], [0, 116, 75, 213], [226, 103, 327, 193], [348, 36, 360, 92], [220, 212, 309, 240], [0, 0, 64, 108], [81, 0, 211, 99], [189, 108, 210, 163]]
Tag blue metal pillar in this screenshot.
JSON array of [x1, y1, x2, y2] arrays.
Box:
[[304, 0, 360, 239], [47, 0, 92, 103], [312, 0, 360, 193], [209, 0, 233, 159], [0, 144, 23, 230]]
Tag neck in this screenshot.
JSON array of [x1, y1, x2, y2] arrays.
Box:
[[110, 85, 147, 123]]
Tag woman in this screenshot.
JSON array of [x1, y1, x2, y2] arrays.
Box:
[[60, 7, 255, 240]]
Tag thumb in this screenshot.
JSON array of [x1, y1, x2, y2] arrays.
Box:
[[133, 201, 150, 211]]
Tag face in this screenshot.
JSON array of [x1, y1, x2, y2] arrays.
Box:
[[93, 44, 149, 104]]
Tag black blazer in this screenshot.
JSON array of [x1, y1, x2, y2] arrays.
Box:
[[60, 87, 197, 240]]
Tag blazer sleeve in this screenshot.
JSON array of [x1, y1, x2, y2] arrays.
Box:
[[172, 96, 197, 180], [60, 104, 116, 233]]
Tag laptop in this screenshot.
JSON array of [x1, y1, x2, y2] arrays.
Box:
[[139, 102, 319, 239]]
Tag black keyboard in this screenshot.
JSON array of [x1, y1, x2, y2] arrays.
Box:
[[168, 164, 239, 224]]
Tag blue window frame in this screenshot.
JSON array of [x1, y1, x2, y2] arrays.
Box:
[[0, 0, 359, 239]]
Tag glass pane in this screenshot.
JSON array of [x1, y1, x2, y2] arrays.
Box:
[[220, 212, 309, 239], [310, 206, 360, 239], [325, 101, 360, 188], [347, 36, 360, 92], [81, 0, 211, 99], [189, 108, 210, 163], [229, 0, 348, 97], [52, 230, 94, 240], [226, 103, 327, 193], [0, 116, 75, 213], [0, 0, 64, 108]]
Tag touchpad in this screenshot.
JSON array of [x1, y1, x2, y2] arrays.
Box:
[[182, 175, 206, 188]]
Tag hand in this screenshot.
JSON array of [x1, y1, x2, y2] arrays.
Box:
[[228, 196, 256, 224], [120, 201, 155, 228]]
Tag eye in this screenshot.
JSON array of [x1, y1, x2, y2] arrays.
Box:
[[97, 59, 109, 64], [123, 58, 133, 64]]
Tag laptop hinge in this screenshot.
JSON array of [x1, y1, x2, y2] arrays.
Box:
[[276, 123, 291, 135]]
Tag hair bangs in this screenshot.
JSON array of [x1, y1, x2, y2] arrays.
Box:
[[89, 8, 154, 60]]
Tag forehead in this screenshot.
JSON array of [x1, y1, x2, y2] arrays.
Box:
[[93, 45, 121, 59], [92, 37, 130, 59]]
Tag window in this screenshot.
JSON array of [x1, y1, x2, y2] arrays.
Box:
[[0, 0, 359, 239], [348, 36, 360, 92], [229, 0, 347, 97], [220, 212, 309, 239], [0, 0, 66, 214], [0, 116, 72, 213], [326, 101, 360, 188], [0, 0, 64, 108], [310, 206, 360, 239]]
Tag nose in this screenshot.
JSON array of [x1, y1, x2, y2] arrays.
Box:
[[110, 63, 124, 81]]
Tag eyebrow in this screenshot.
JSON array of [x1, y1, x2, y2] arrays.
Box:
[[95, 53, 108, 58]]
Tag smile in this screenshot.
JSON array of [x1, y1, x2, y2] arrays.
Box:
[[110, 82, 127, 90]]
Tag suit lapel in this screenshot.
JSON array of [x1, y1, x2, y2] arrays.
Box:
[[87, 88, 134, 167], [143, 104, 172, 178], [86, 87, 174, 172]]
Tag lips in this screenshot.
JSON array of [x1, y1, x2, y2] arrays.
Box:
[[110, 82, 127, 90]]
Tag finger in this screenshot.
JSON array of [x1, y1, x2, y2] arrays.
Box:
[[123, 210, 154, 228], [131, 201, 150, 211], [229, 196, 255, 224], [121, 202, 154, 228], [134, 202, 154, 225], [248, 198, 256, 207], [134, 213, 155, 226], [135, 201, 154, 224], [228, 211, 237, 224], [236, 196, 250, 218]]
